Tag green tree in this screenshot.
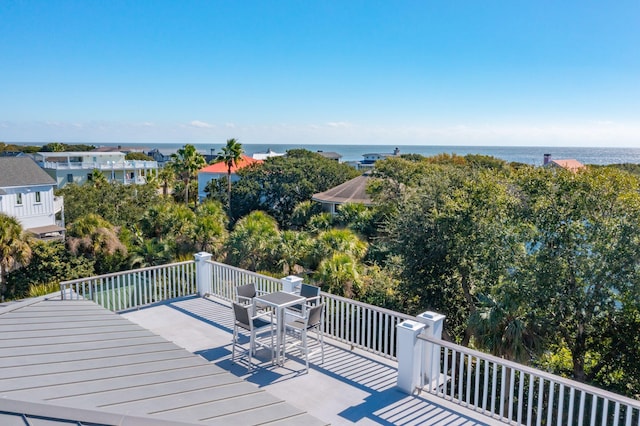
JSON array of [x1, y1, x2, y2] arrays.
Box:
[[0, 214, 32, 300], [58, 181, 160, 229], [519, 166, 640, 384], [125, 152, 153, 161], [170, 144, 206, 208], [192, 200, 228, 256], [277, 230, 313, 274], [5, 240, 94, 300], [232, 149, 359, 226], [227, 211, 280, 271], [215, 138, 243, 215], [66, 213, 128, 274], [315, 253, 362, 298], [88, 169, 108, 187]]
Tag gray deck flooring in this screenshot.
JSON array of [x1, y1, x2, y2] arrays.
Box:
[[122, 295, 504, 426], [0, 296, 327, 425]]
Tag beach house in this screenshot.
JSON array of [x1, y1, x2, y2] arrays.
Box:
[[0, 157, 65, 240], [33, 151, 158, 188], [197, 154, 262, 200]]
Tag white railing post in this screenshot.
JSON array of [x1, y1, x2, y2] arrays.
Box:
[[281, 275, 303, 293], [416, 311, 446, 389], [194, 252, 212, 296], [396, 320, 427, 394]]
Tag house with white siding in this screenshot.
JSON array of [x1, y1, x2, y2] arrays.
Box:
[[33, 151, 158, 188], [0, 157, 65, 240]]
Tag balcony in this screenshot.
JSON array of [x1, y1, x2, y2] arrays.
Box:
[[1, 255, 638, 425], [40, 160, 158, 170]]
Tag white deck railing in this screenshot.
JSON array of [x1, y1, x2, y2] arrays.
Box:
[[201, 261, 413, 360], [322, 292, 413, 360], [60, 261, 196, 311], [417, 334, 640, 426], [204, 260, 283, 302]]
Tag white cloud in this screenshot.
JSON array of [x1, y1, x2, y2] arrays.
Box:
[[326, 121, 351, 128], [225, 122, 236, 128], [190, 120, 214, 129]]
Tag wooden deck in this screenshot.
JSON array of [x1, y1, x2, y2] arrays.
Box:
[[0, 296, 326, 425]]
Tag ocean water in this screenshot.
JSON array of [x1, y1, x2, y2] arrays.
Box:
[[22, 142, 640, 165]]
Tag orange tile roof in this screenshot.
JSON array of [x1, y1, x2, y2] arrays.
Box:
[[199, 154, 262, 174], [550, 159, 585, 171]]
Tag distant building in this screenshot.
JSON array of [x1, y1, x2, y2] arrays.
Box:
[[0, 157, 65, 240], [33, 151, 158, 188], [252, 148, 285, 161], [145, 148, 172, 166], [312, 174, 373, 215], [197, 154, 262, 200], [543, 154, 585, 172], [316, 151, 343, 162], [92, 146, 146, 154], [350, 148, 400, 170]]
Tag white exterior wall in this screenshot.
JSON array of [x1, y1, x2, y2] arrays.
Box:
[[0, 185, 56, 229], [197, 171, 239, 200]]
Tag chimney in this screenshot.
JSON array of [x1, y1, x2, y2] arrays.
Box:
[[543, 153, 551, 165], [210, 148, 215, 156]]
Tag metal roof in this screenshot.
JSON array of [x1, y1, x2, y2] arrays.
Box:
[[0, 157, 56, 188], [0, 296, 327, 425]]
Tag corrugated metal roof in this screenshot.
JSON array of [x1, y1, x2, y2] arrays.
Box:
[[0, 157, 56, 187], [0, 296, 327, 425], [312, 174, 373, 206]]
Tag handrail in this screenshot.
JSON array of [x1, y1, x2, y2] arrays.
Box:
[[418, 333, 640, 425], [320, 291, 414, 360], [60, 261, 196, 311]]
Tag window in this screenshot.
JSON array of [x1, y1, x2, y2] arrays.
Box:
[[35, 191, 41, 203], [67, 174, 73, 183], [16, 193, 22, 205]]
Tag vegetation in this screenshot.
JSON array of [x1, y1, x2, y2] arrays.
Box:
[[228, 149, 360, 226], [3, 147, 639, 398], [170, 144, 206, 208], [215, 138, 243, 215]]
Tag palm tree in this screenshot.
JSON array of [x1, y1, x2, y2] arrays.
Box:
[[88, 169, 108, 187], [227, 210, 279, 271], [66, 213, 126, 258], [170, 144, 206, 208], [215, 138, 243, 215], [0, 214, 33, 300]]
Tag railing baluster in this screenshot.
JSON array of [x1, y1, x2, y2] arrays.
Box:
[[517, 369, 524, 425], [537, 378, 544, 426], [443, 347, 449, 399], [508, 367, 515, 421], [547, 380, 555, 426], [466, 352, 472, 405], [527, 373, 534, 426], [557, 383, 565, 426]]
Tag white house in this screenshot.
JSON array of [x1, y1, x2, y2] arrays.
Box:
[[0, 157, 65, 240], [197, 155, 262, 200], [33, 151, 158, 188]]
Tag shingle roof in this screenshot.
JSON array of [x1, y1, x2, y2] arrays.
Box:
[[312, 174, 373, 206], [0, 157, 56, 187], [199, 154, 262, 174]]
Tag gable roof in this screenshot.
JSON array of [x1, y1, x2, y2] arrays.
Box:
[[199, 154, 262, 174], [0, 157, 56, 188], [312, 174, 373, 206]]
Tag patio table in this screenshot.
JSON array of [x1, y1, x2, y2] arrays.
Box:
[[254, 291, 305, 365]]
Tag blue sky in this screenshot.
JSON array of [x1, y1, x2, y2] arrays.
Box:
[[1, 1, 639, 147]]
